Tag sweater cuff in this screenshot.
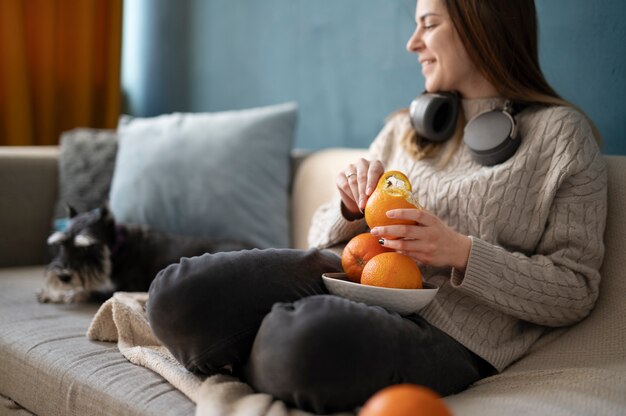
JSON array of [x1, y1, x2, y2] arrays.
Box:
[[332, 206, 368, 238], [450, 237, 499, 296], [310, 199, 368, 249], [340, 200, 365, 221]]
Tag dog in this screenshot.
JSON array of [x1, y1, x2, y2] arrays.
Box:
[[39, 204, 252, 303]]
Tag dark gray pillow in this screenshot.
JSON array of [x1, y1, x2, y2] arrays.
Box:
[[54, 128, 118, 222]]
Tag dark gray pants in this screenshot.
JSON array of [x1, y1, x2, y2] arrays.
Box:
[[147, 248, 493, 414]]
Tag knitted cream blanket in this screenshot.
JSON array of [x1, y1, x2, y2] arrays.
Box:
[[86, 292, 346, 416]]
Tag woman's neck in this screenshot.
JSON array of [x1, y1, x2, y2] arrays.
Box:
[[457, 74, 499, 99]]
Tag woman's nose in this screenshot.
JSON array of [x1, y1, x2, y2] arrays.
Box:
[[406, 27, 423, 53]]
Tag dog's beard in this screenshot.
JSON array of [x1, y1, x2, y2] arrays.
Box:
[[38, 247, 114, 304]]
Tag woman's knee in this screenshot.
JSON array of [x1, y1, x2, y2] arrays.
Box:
[[147, 253, 250, 373], [147, 248, 341, 374], [244, 295, 404, 413]]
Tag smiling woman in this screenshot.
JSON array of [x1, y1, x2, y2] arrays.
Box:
[[397, 0, 603, 165], [0, 0, 122, 146], [144, 0, 608, 414]]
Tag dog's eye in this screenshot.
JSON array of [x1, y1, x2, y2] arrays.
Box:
[[74, 234, 96, 247]]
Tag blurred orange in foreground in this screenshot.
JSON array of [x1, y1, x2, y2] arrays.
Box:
[[361, 252, 422, 289], [359, 384, 452, 416], [341, 233, 393, 283]]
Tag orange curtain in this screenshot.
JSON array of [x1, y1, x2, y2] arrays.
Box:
[[0, 0, 122, 146]]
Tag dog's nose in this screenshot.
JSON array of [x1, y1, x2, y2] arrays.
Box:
[[58, 273, 72, 283]]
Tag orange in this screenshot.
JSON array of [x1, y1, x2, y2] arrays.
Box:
[[364, 171, 422, 239], [359, 384, 451, 416], [361, 252, 422, 289], [342, 233, 393, 283]]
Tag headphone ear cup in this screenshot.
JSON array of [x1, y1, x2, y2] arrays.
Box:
[[409, 92, 458, 142], [464, 110, 520, 166]]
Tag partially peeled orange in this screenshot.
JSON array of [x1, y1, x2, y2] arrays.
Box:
[[365, 171, 422, 239]]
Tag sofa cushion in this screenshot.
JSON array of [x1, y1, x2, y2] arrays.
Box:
[[0, 147, 58, 268], [0, 267, 195, 416], [109, 102, 298, 249]]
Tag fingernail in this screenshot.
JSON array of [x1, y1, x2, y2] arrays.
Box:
[[366, 186, 373, 195], [378, 238, 385, 245]]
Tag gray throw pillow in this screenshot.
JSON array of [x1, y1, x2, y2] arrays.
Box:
[[109, 102, 298, 248], [54, 128, 118, 221]]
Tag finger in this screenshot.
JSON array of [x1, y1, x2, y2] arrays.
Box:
[[335, 169, 357, 206], [376, 237, 418, 251], [336, 169, 359, 211], [378, 240, 433, 266], [366, 160, 385, 196], [371, 224, 426, 240], [356, 158, 371, 210], [393, 250, 427, 266], [344, 163, 361, 210], [403, 250, 432, 267], [337, 187, 360, 214], [386, 208, 435, 225]]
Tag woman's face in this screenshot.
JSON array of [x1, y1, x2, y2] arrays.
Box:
[[406, 0, 496, 98]]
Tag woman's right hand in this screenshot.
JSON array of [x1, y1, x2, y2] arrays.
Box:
[[336, 158, 385, 218]]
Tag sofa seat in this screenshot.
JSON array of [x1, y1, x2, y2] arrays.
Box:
[[1, 147, 625, 416], [0, 266, 195, 416]]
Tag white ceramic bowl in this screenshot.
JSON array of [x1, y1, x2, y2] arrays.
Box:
[[322, 273, 439, 315]]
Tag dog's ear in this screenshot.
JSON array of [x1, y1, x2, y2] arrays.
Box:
[[99, 203, 109, 218], [66, 204, 78, 219], [99, 202, 115, 222]]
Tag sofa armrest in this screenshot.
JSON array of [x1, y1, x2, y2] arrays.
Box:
[[0, 146, 59, 267], [291, 147, 368, 249]]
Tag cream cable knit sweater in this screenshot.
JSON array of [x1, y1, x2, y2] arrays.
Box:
[[308, 98, 607, 372]]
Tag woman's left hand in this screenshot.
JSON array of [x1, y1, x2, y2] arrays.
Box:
[[370, 208, 472, 272]]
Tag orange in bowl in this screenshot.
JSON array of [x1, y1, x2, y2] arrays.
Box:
[[361, 252, 422, 289], [341, 233, 394, 283]]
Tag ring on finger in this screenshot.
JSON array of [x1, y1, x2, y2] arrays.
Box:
[[346, 172, 357, 179]]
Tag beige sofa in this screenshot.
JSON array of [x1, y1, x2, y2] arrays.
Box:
[[1, 146, 625, 416]]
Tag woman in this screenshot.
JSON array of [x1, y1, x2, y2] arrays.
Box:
[[147, 0, 607, 413]]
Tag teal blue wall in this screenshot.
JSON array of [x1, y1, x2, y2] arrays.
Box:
[[122, 0, 626, 154], [535, 0, 626, 155]]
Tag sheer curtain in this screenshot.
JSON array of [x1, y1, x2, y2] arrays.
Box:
[[121, 0, 191, 118], [0, 0, 122, 146]]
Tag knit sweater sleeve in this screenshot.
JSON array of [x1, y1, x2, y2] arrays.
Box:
[[307, 114, 401, 249], [451, 109, 607, 327]]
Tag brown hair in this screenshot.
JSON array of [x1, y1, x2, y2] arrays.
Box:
[[403, 0, 600, 161]]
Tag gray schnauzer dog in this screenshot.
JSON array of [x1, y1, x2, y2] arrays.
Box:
[[39, 205, 252, 303]]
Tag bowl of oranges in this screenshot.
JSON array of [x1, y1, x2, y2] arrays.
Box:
[[323, 171, 439, 315], [322, 272, 438, 315]]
